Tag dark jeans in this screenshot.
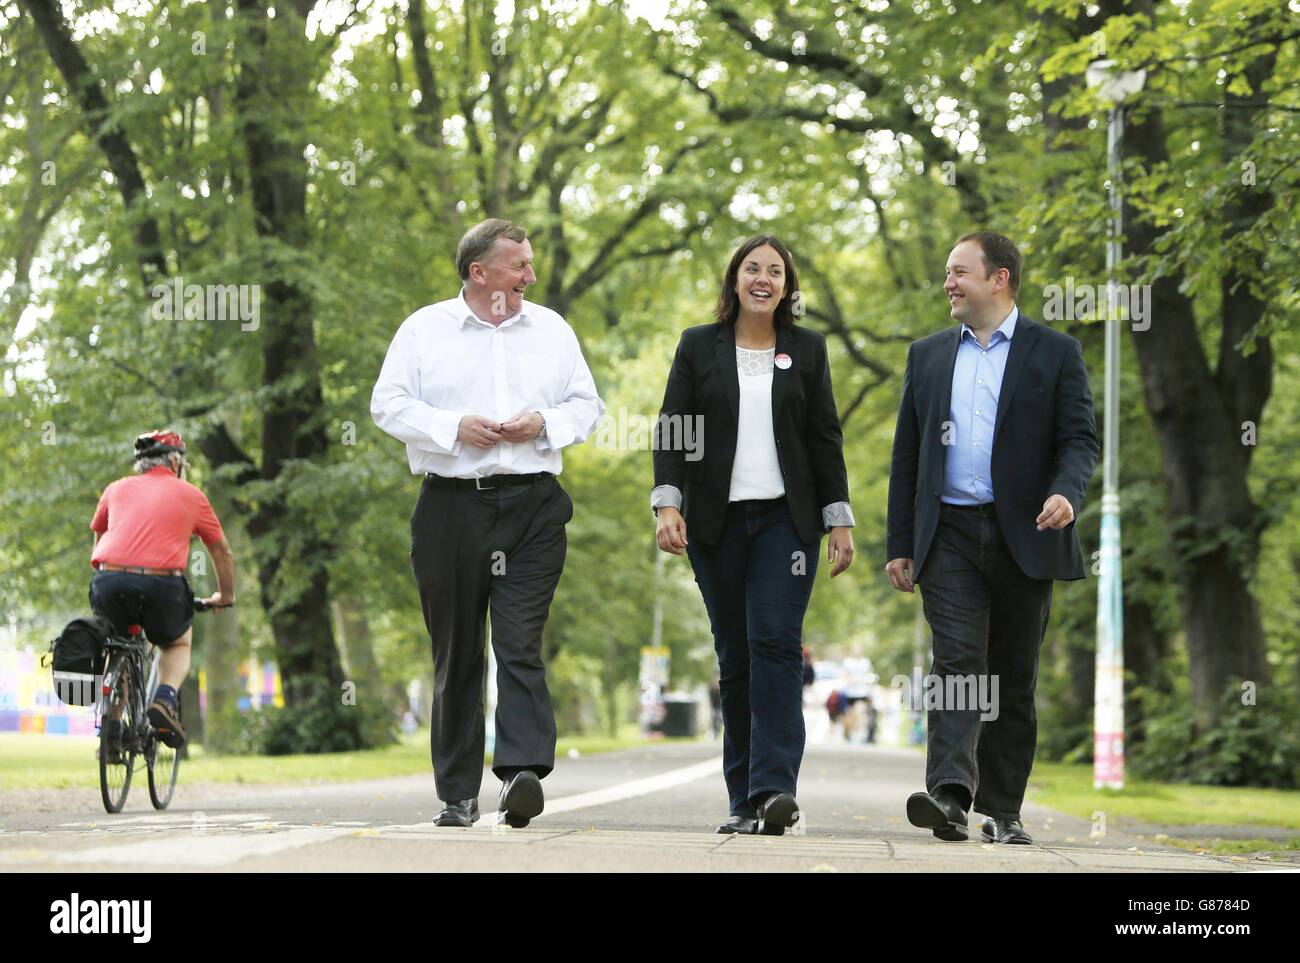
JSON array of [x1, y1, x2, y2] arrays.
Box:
[[687, 498, 819, 817], [918, 504, 1053, 819], [410, 475, 571, 802]]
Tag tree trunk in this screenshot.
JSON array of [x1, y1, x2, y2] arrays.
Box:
[[24, 0, 345, 717], [1119, 1, 1275, 729], [1065, 628, 1095, 750], [603, 634, 620, 739], [333, 599, 385, 710], [203, 603, 243, 753], [20, 0, 167, 284], [232, 0, 345, 707], [1122, 596, 1167, 746]]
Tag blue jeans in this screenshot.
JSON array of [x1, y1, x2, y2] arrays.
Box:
[[687, 498, 819, 817]]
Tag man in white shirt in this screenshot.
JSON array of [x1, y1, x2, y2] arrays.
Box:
[[371, 218, 604, 828]]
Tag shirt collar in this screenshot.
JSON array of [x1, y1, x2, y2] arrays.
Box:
[[961, 304, 1018, 346], [457, 288, 528, 329]]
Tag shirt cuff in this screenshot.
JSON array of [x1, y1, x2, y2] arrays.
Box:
[[533, 407, 573, 451], [425, 410, 464, 455], [651, 485, 683, 514], [823, 502, 855, 530]]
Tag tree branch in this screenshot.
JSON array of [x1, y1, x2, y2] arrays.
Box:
[[555, 137, 713, 311], [838, 373, 889, 428], [19, 0, 167, 285]]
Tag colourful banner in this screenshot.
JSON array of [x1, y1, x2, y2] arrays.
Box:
[[1, 648, 283, 735], [0, 648, 98, 736]]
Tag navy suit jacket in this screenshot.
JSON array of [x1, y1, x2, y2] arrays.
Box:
[[886, 313, 1099, 582]]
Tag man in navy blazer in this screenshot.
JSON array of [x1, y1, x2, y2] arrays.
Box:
[[886, 231, 1099, 844]]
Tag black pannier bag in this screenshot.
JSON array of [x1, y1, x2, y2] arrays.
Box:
[[48, 616, 114, 706]]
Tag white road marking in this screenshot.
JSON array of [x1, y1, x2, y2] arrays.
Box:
[[57, 813, 273, 828], [477, 755, 722, 828], [45, 828, 353, 867]]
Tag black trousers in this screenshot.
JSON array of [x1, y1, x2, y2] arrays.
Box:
[[686, 498, 819, 818], [89, 571, 194, 645], [410, 474, 572, 802], [917, 503, 1053, 819]]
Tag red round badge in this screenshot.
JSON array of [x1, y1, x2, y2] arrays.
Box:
[[775, 353, 792, 370]]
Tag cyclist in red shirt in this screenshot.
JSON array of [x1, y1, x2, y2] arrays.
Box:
[[90, 430, 237, 748]]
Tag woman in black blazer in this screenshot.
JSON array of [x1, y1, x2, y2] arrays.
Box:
[[651, 235, 855, 835]]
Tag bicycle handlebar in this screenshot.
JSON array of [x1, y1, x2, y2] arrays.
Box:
[[193, 599, 235, 613]]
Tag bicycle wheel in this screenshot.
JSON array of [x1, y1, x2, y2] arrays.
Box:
[[98, 653, 137, 813], [147, 701, 181, 809]]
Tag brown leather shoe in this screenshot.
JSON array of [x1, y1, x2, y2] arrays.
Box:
[[147, 700, 186, 749]]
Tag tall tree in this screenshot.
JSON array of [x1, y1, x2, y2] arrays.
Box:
[[1043, 0, 1298, 726], [19, 0, 347, 710]]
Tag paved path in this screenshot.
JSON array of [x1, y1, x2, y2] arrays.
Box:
[[0, 742, 1289, 871]]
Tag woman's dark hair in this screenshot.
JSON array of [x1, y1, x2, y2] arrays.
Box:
[[713, 235, 801, 329]]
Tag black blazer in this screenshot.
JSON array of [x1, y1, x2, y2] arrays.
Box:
[[653, 322, 850, 547], [886, 313, 1099, 582]]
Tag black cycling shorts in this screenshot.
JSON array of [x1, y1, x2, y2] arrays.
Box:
[[89, 571, 195, 646]]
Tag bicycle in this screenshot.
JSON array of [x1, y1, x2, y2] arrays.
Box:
[[96, 598, 230, 814]]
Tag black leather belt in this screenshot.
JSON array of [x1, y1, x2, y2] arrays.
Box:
[[425, 471, 551, 491], [942, 502, 997, 516]]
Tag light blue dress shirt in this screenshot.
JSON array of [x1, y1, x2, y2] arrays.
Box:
[[941, 306, 1019, 505]]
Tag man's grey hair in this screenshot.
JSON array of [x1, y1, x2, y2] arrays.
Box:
[[134, 453, 179, 474], [456, 218, 527, 281]]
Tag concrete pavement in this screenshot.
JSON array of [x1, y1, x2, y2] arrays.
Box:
[[0, 741, 1290, 872]]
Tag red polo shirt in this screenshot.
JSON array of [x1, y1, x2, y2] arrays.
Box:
[[90, 467, 225, 570]]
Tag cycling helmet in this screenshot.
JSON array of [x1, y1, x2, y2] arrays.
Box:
[[133, 430, 187, 460]]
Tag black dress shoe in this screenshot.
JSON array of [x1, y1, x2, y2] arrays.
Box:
[[755, 793, 800, 836], [715, 815, 757, 834], [906, 789, 969, 841], [980, 816, 1032, 844], [499, 770, 545, 828], [434, 799, 480, 827]]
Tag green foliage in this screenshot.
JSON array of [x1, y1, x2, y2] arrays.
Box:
[[232, 687, 396, 757], [1128, 682, 1300, 789]]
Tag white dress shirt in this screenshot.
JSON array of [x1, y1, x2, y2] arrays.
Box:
[[371, 292, 605, 478]]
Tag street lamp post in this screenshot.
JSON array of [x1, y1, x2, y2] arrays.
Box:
[[1085, 60, 1145, 791]]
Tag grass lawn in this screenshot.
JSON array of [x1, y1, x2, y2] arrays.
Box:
[[0, 726, 692, 791], [1027, 761, 1300, 855]]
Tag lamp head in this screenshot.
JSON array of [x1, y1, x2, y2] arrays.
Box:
[[1086, 59, 1147, 104]]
